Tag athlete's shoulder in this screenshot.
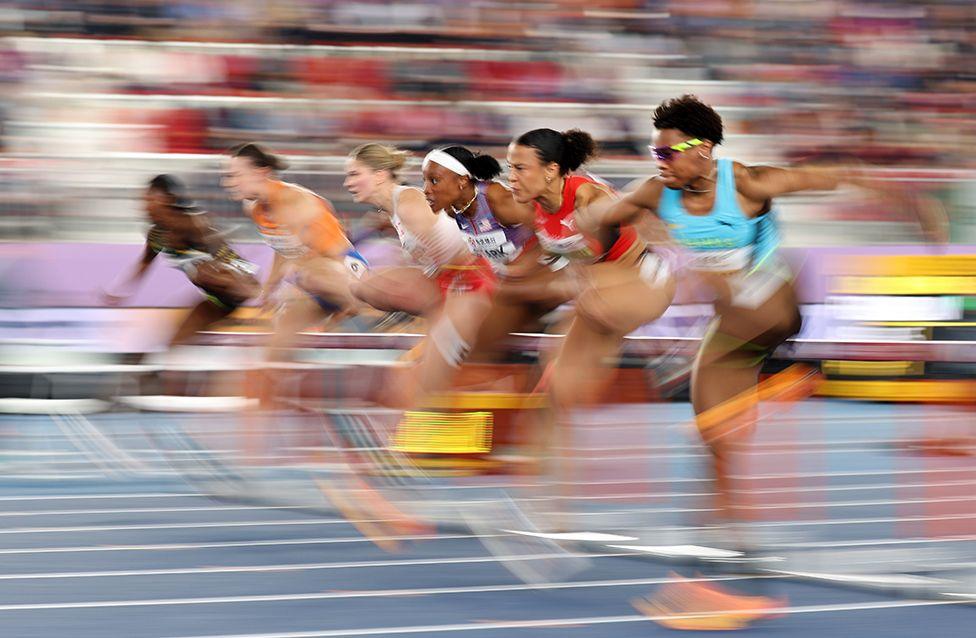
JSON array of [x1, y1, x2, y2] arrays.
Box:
[[484, 180, 519, 208], [395, 185, 427, 208], [277, 180, 319, 205], [731, 160, 779, 199], [638, 174, 667, 193], [485, 180, 511, 197], [608, 176, 666, 219], [484, 181, 534, 226], [732, 160, 764, 183], [573, 176, 616, 206]]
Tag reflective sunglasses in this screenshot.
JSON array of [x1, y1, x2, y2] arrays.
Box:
[[649, 138, 705, 162]]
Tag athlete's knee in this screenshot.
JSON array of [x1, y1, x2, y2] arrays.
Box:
[[575, 289, 622, 335], [349, 277, 369, 303], [784, 307, 803, 338], [766, 306, 803, 344], [695, 404, 758, 447], [429, 317, 471, 369]]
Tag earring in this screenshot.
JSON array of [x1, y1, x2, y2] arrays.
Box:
[[546, 176, 552, 184]]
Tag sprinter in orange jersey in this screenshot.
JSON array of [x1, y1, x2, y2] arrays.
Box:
[[223, 143, 367, 360]]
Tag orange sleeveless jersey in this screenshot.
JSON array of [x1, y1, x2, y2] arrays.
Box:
[[249, 180, 350, 259]]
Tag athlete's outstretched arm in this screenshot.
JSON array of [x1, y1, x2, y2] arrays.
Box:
[[734, 162, 949, 243], [103, 242, 158, 305], [258, 252, 287, 308], [578, 176, 663, 234]]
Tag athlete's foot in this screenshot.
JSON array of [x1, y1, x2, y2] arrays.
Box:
[[316, 476, 431, 553], [632, 572, 786, 631]]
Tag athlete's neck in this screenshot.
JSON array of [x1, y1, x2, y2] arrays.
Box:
[[254, 179, 276, 204], [451, 183, 479, 217], [684, 162, 717, 194], [367, 181, 397, 214], [536, 176, 565, 213]]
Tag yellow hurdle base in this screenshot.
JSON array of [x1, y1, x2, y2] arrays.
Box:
[[390, 410, 494, 455]]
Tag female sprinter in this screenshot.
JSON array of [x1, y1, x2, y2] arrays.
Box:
[[504, 128, 673, 411], [420, 145, 550, 388], [106, 174, 259, 346], [478, 129, 673, 528], [222, 143, 367, 359], [421, 145, 534, 273], [344, 143, 497, 405], [599, 94, 947, 629]]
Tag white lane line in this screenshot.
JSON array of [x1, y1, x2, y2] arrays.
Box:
[[730, 467, 976, 481], [12, 508, 968, 536], [0, 534, 497, 556], [558, 437, 962, 453], [156, 599, 976, 638], [0, 473, 954, 504], [775, 534, 976, 550], [0, 552, 633, 592], [499, 531, 638, 542], [0, 505, 311, 518], [0, 466, 970, 496], [0, 493, 200, 502], [567, 508, 976, 528], [0, 519, 363, 535], [572, 411, 976, 430], [574, 446, 951, 461], [750, 512, 976, 528], [608, 544, 742, 559], [528, 492, 976, 510], [3, 529, 967, 558]]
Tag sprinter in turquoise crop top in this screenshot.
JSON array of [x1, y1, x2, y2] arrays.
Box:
[[590, 92, 949, 630], [594, 95, 948, 630], [592, 95, 825, 628], [657, 157, 780, 276]]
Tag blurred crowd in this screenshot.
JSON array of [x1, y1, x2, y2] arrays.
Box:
[[0, 1, 974, 242]]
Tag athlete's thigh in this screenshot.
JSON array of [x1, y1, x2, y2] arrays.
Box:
[[497, 263, 575, 308], [467, 296, 543, 363], [713, 278, 800, 347], [575, 260, 675, 336], [295, 257, 351, 291], [354, 266, 441, 315], [191, 261, 260, 304]]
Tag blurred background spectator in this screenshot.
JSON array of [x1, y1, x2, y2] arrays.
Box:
[[0, 0, 973, 245]]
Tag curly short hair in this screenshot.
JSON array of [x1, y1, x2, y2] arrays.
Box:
[[652, 95, 724, 145]]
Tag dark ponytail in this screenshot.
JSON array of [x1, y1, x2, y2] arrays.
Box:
[[441, 146, 502, 181], [228, 142, 289, 171], [514, 128, 598, 175]]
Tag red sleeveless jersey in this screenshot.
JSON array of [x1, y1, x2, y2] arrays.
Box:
[[533, 175, 638, 263]]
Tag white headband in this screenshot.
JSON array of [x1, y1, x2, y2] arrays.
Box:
[[422, 149, 471, 177]]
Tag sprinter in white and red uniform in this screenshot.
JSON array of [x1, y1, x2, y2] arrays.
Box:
[[343, 143, 497, 406]]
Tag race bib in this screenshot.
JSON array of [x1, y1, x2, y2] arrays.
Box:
[[688, 247, 751, 272]]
